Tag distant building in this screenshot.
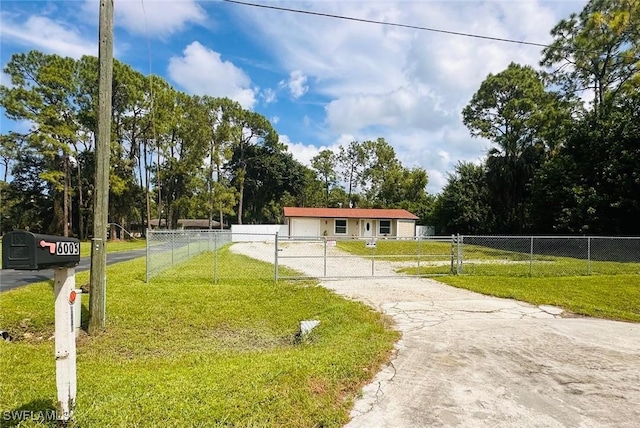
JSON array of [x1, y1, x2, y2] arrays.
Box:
[[283, 207, 418, 238]]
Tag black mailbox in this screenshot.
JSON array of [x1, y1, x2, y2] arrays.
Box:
[[2, 231, 80, 270]]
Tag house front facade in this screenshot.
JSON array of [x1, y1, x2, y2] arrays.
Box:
[[283, 207, 419, 238]]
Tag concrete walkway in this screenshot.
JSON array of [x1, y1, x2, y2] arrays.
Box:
[[231, 242, 640, 427]]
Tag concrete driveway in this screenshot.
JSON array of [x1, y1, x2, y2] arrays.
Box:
[[231, 242, 640, 427]]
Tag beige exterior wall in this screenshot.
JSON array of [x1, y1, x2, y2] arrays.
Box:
[[396, 220, 416, 237], [286, 216, 416, 238], [319, 218, 331, 237], [314, 218, 355, 237]]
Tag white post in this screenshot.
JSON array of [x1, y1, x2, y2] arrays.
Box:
[[274, 232, 279, 282], [74, 289, 82, 338], [54, 267, 77, 422]]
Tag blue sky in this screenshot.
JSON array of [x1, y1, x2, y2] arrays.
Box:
[[0, 0, 587, 193]]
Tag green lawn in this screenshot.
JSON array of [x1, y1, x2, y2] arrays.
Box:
[[337, 239, 640, 322], [337, 239, 640, 277], [337, 239, 453, 260], [0, 247, 398, 427], [79, 239, 147, 257], [437, 275, 640, 322]]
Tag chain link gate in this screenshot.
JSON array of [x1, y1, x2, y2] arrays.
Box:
[[274, 235, 460, 280]]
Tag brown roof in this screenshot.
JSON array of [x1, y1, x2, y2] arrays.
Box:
[[283, 207, 418, 220]]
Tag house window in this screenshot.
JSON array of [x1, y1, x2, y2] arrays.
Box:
[[379, 220, 391, 235], [334, 219, 347, 235]]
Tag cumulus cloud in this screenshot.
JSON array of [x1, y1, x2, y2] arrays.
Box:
[[281, 134, 342, 167], [262, 88, 277, 104], [168, 41, 256, 109], [82, 0, 205, 37], [0, 15, 96, 58], [324, 85, 452, 133], [231, 0, 582, 192], [281, 70, 309, 99], [284, 140, 320, 166]]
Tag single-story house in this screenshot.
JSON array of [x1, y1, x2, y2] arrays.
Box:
[[283, 207, 419, 238]]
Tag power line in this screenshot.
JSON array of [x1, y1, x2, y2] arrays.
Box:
[[223, 0, 553, 50]]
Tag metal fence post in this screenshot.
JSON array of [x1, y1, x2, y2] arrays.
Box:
[[145, 229, 150, 283], [529, 236, 534, 277], [214, 232, 218, 284], [457, 234, 462, 274], [371, 241, 375, 277], [417, 236, 421, 276], [274, 232, 279, 283], [450, 234, 455, 274], [587, 236, 591, 275], [171, 231, 175, 266], [323, 236, 327, 278]]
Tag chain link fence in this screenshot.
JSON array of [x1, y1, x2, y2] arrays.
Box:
[[146, 230, 231, 281], [146, 231, 640, 282], [460, 236, 640, 277]]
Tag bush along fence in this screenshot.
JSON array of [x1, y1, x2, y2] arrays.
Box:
[[146, 231, 640, 282]]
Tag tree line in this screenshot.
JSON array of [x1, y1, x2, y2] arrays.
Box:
[[1, 0, 637, 238], [0, 53, 430, 237], [434, 0, 639, 235]]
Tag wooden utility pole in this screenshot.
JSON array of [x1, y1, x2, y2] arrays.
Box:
[[88, 0, 113, 334]]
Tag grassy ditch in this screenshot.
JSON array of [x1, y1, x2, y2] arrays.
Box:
[[0, 247, 398, 427]]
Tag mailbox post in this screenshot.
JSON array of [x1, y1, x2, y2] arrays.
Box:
[[2, 231, 80, 423]]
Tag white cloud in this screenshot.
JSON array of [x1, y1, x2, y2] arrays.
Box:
[[282, 134, 342, 167], [284, 140, 320, 167], [168, 41, 256, 109], [325, 85, 451, 133], [81, 0, 205, 37], [231, 0, 585, 192], [0, 1, 587, 195], [428, 170, 448, 195], [0, 15, 96, 58], [438, 150, 451, 165], [262, 88, 277, 104], [281, 70, 309, 99]]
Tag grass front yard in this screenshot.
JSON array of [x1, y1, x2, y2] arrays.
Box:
[[436, 274, 640, 322], [337, 239, 640, 322], [0, 247, 398, 427]]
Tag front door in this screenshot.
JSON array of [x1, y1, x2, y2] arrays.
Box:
[[362, 219, 373, 237]]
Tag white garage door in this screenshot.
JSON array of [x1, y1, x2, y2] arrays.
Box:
[[291, 218, 320, 237]]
